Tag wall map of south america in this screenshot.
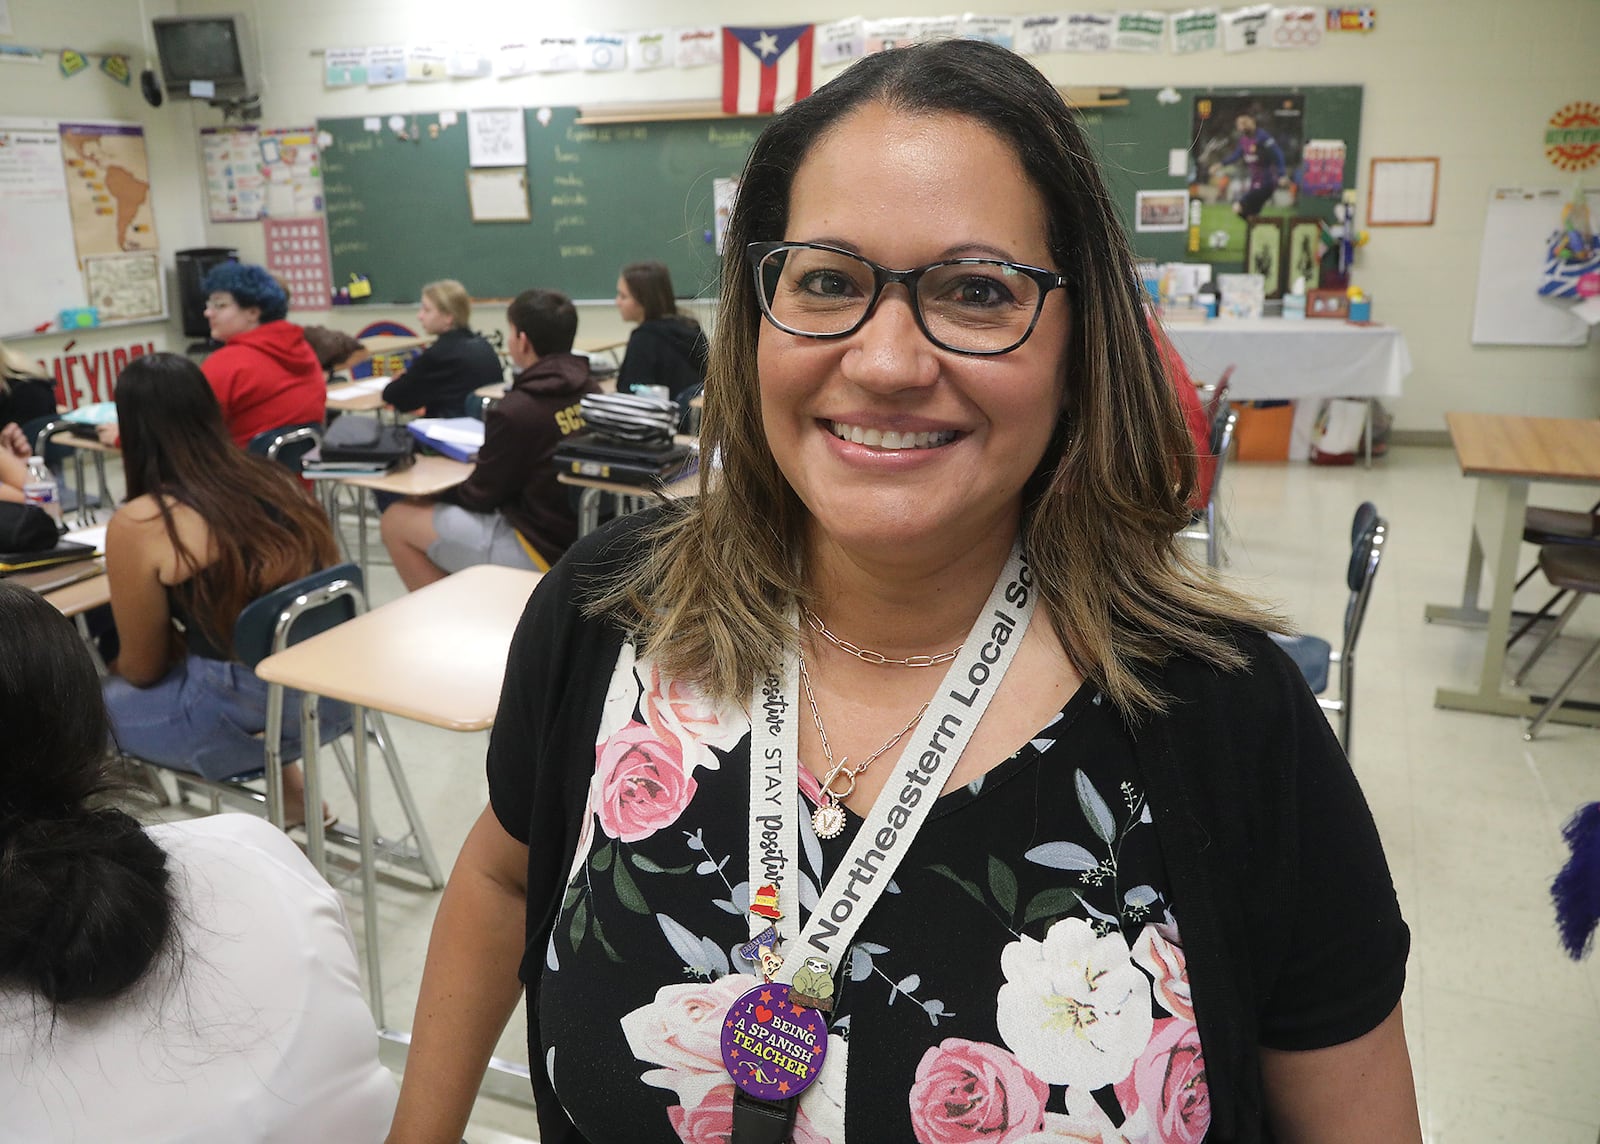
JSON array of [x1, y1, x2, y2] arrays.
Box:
[[59, 123, 158, 257]]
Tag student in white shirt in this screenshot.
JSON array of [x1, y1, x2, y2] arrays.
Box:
[[0, 581, 398, 1143]]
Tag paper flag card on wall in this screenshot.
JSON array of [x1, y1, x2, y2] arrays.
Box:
[[60, 49, 88, 77], [721, 25, 814, 115]]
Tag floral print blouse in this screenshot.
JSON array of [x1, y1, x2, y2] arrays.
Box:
[[536, 642, 1210, 1144]]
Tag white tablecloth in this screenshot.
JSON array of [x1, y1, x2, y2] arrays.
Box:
[[1161, 318, 1412, 401]]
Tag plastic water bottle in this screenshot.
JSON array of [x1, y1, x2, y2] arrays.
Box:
[[22, 457, 62, 524]]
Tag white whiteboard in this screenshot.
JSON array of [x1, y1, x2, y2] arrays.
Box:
[[0, 119, 87, 337], [1471, 187, 1600, 347]]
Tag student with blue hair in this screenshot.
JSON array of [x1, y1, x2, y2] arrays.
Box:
[[198, 262, 326, 447]]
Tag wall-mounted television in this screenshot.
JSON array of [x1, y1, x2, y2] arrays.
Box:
[[152, 14, 259, 101]]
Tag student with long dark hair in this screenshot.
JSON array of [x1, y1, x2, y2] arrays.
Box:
[[614, 260, 709, 401], [101, 352, 343, 825], [0, 582, 397, 1141]]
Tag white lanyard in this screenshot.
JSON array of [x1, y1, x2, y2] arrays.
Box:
[[746, 540, 1036, 982]]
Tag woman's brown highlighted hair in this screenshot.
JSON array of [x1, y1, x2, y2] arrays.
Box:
[[591, 39, 1278, 716]]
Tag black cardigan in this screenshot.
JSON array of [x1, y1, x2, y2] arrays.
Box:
[[487, 511, 1409, 1143], [381, 327, 504, 418]]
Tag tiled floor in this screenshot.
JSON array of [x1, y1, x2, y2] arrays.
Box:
[[128, 445, 1600, 1143]]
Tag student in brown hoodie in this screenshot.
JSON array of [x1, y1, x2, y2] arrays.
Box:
[[379, 288, 597, 590]]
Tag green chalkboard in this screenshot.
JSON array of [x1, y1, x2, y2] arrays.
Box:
[[319, 107, 762, 303], [318, 87, 1360, 305]]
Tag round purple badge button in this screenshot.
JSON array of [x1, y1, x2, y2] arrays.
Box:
[[720, 982, 829, 1102]]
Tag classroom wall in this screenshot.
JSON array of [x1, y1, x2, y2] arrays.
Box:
[[0, 0, 208, 390], [5, 0, 1597, 429]]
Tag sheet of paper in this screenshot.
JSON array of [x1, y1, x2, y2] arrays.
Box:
[[63, 524, 107, 552], [467, 108, 526, 168], [335, 377, 390, 396]]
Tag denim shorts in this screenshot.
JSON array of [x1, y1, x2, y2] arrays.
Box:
[[103, 655, 351, 782]]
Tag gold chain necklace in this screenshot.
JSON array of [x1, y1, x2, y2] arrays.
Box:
[[797, 648, 929, 840], [801, 607, 962, 668]]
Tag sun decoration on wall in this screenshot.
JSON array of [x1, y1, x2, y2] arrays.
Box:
[[1545, 102, 1600, 172]]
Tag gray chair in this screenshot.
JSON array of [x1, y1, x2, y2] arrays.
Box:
[[1177, 400, 1238, 568], [1514, 544, 1600, 741], [1506, 500, 1600, 651], [1270, 502, 1387, 758]]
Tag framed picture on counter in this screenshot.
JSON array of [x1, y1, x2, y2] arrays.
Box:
[[1244, 216, 1285, 298]]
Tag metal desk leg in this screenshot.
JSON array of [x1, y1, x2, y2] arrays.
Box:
[[579, 486, 600, 536], [71, 448, 91, 527], [353, 704, 382, 1026], [302, 691, 327, 874], [1363, 399, 1374, 469], [358, 488, 370, 579], [1428, 477, 1577, 719]]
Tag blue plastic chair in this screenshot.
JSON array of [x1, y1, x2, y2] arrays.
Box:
[[1270, 502, 1386, 758], [247, 420, 323, 475]]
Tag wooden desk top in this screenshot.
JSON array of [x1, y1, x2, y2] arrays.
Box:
[[1446, 412, 1600, 484], [55, 434, 119, 453], [326, 378, 390, 412], [473, 381, 510, 400], [46, 570, 111, 617], [358, 334, 432, 354], [340, 454, 472, 496], [255, 564, 541, 731]]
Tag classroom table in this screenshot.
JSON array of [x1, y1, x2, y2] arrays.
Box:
[[331, 454, 474, 572], [1425, 412, 1600, 726], [43, 567, 110, 616], [1161, 317, 1412, 466], [254, 563, 541, 1098], [325, 376, 392, 413]]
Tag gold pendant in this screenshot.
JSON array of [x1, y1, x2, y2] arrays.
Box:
[[812, 801, 847, 839]]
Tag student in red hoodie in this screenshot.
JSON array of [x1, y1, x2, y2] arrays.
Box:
[[198, 263, 327, 448], [379, 288, 598, 590]]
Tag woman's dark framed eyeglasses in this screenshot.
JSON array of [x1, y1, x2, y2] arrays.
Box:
[[747, 240, 1069, 356]]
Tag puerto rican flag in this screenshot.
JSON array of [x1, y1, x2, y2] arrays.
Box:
[[722, 25, 814, 115]]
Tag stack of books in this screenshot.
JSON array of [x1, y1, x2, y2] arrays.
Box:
[[300, 446, 396, 479]]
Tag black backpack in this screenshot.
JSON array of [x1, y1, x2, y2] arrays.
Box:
[[320, 415, 416, 467]]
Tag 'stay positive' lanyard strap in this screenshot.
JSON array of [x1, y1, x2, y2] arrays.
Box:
[[746, 540, 1037, 978]]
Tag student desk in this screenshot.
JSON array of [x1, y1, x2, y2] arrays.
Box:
[[326, 377, 392, 413], [558, 458, 702, 536], [1426, 412, 1600, 726], [357, 334, 432, 354], [333, 454, 473, 572], [35, 422, 116, 527], [255, 563, 541, 1084], [44, 568, 110, 616], [1162, 318, 1412, 466]]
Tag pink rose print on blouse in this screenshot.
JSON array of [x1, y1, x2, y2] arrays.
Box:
[[1131, 923, 1194, 1022], [594, 722, 698, 844], [1112, 1018, 1210, 1144], [909, 1039, 1049, 1144], [668, 1083, 830, 1144], [622, 974, 758, 1110], [640, 659, 748, 762]]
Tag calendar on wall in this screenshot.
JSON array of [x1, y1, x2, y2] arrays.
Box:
[[263, 216, 332, 312]]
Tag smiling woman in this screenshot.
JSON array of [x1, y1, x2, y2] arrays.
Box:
[[386, 40, 1419, 1144]]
